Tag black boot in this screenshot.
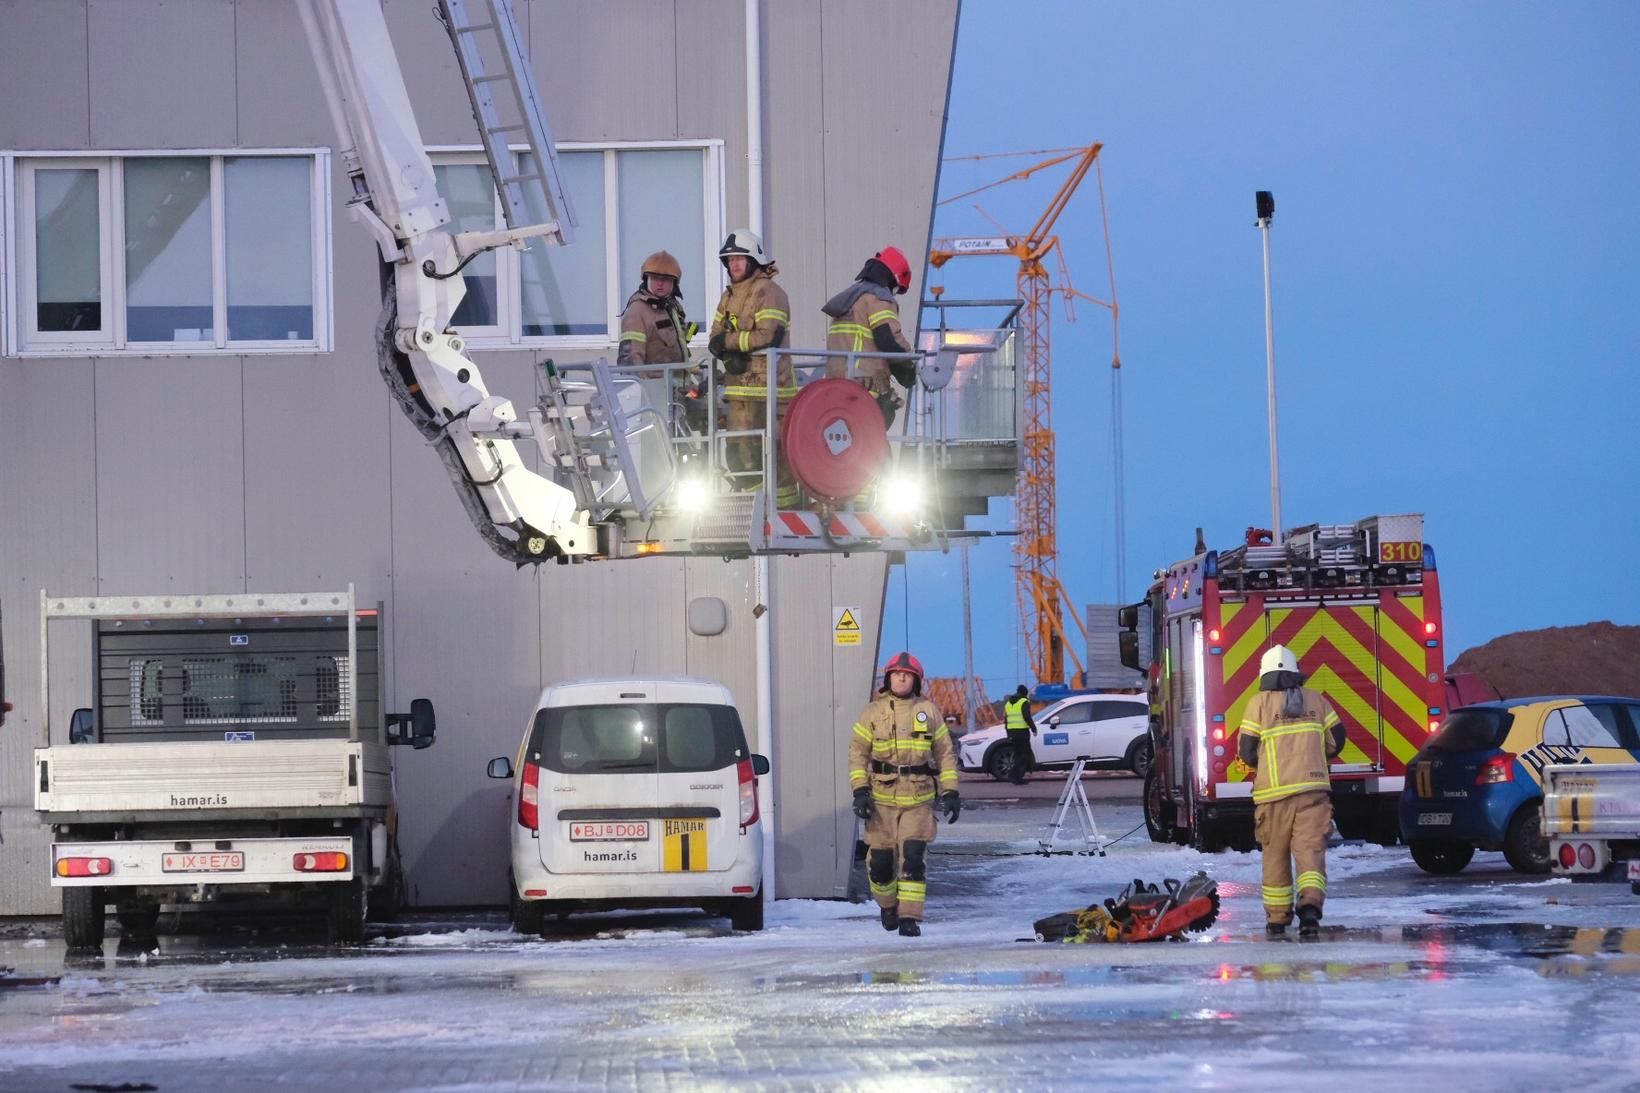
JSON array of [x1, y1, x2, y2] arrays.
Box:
[[1297, 905, 1321, 938], [898, 919, 921, 937], [1265, 921, 1288, 938], [879, 906, 899, 932]]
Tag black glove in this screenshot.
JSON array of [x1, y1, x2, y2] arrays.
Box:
[[938, 790, 961, 824], [708, 332, 727, 358], [721, 352, 750, 376], [875, 390, 899, 428], [852, 786, 874, 820], [889, 359, 918, 390]]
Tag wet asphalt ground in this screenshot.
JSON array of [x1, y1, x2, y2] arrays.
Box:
[[2, 773, 1639, 1091]]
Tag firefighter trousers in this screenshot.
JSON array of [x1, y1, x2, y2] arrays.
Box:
[[864, 800, 938, 921], [1254, 790, 1332, 925]]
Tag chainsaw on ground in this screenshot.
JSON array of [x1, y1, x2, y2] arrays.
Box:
[[1033, 872, 1220, 943]]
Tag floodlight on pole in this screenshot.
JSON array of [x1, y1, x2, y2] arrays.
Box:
[[1255, 190, 1282, 542]]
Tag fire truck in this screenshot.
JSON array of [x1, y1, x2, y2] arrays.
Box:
[[1120, 514, 1446, 851]]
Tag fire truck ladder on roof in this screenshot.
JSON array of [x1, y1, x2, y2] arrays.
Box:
[[437, 0, 574, 245], [1037, 758, 1107, 857]]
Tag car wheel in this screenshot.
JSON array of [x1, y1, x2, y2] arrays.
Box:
[[1125, 736, 1153, 778], [985, 745, 1016, 782], [1504, 802, 1552, 874], [325, 879, 368, 946], [509, 877, 544, 936], [1142, 766, 1177, 844], [62, 887, 106, 952], [728, 890, 764, 932], [1408, 839, 1475, 875]]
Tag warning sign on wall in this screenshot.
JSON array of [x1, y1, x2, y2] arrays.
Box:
[[833, 606, 862, 646]]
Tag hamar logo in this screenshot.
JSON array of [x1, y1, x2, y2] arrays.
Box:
[[170, 793, 228, 807]]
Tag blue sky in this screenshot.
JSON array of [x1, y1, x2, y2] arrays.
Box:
[[888, 0, 1640, 691]]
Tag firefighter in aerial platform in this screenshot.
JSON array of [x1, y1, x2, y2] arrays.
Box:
[[848, 651, 961, 937], [617, 250, 702, 433], [1238, 645, 1346, 938], [707, 229, 796, 504], [821, 245, 918, 426]]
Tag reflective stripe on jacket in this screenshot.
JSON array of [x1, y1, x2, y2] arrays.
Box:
[[848, 693, 959, 806], [1237, 687, 1343, 803], [616, 289, 689, 375]]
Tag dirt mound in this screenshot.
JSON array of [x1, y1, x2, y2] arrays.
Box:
[[1449, 621, 1640, 700]]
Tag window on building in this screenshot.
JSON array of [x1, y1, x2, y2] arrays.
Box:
[[431, 141, 723, 349], [4, 151, 331, 355]]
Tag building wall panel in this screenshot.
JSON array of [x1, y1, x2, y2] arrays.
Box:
[[88, 0, 237, 148], [237, 0, 335, 150], [0, 0, 91, 149], [92, 358, 246, 593], [530, 0, 681, 142], [675, 0, 747, 237]]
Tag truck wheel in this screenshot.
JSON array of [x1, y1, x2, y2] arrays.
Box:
[[1143, 767, 1177, 844], [510, 881, 544, 936], [116, 902, 161, 948], [62, 887, 106, 952], [1504, 802, 1552, 874], [1125, 736, 1154, 779], [729, 890, 764, 932], [1409, 839, 1474, 875], [326, 879, 368, 946]]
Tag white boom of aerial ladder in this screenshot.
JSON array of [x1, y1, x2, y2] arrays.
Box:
[[298, 0, 592, 564]]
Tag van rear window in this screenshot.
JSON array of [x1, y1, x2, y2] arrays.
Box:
[[530, 703, 748, 774], [1427, 708, 1513, 752]]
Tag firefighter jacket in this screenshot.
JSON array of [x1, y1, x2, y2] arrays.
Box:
[[709, 266, 794, 389], [1237, 687, 1345, 804], [848, 693, 959, 808], [822, 281, 911, 384], [616, 288, 691, 375]]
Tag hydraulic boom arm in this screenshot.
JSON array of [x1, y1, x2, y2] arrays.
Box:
[[297, 0, 591, 563]]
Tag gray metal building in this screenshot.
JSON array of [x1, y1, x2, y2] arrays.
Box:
[[0, 0, 963, 913]]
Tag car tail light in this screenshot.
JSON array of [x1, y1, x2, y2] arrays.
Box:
[[1475, 753, 1514, 785], [1578, 843, 1597, 869], [737, 758, 759, 831], [1558, 843, 1576, 868], [293, 851, 349, 873], [56, 856, 113, 878], [519, 760, 541, 831]]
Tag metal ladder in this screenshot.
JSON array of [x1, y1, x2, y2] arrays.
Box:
[[437, 0, 574, 244], [1037, 758, 1108, 856], [530, 361, 672, 521]]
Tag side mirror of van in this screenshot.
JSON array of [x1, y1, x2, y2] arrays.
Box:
[[486, 756, 514, 779], [69, 708, 95, 744], [387, 698, 437, 749], [750, 754, 770, 776]]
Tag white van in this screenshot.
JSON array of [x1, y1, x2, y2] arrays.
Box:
[[486, 677, 769, 933]]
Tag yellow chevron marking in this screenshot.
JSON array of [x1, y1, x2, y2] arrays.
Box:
[[1378, 596, 1425, 673], [1222, 606, 1268, 678]]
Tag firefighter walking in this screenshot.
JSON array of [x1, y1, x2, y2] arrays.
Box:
[[1003, 684, 1036, 785], [848, 651, 960, 936], [821, 245, 917, 426], [707, 228, 795, 502], [1237, 645, 1345, 937]]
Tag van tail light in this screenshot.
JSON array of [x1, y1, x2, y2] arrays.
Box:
[[520, 761, 541, 831], [1558, 842, 1577, 869], [1475, 753, 1514, 785], [737, 758, 759, 831], [1578, 843, 1597, 869], [293, 852, 349, 873], [56, 857, 113, 878]]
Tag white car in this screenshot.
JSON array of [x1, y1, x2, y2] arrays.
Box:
[[486, 677, 769, 934], [957, 694, 1151, 781]]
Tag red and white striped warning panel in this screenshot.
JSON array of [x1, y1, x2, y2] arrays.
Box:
[[770, 510, 899, 540]]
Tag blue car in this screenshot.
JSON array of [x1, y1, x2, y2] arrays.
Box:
[[1399, 696, 1640, 875]]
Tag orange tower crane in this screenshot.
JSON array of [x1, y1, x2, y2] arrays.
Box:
[[929, 144, 1120, 686]]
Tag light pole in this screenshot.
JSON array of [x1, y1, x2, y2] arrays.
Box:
[[1255, 190, 1282, 542]]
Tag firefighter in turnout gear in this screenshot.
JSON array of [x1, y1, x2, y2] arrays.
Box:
[[1003, 684, 1036, 785], [821, 245, 916, 426], [848, 651, 960, 936], [617, 251, 702, 432], [707, 229, 796, 503], [1238, 645, 1346, 937]]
